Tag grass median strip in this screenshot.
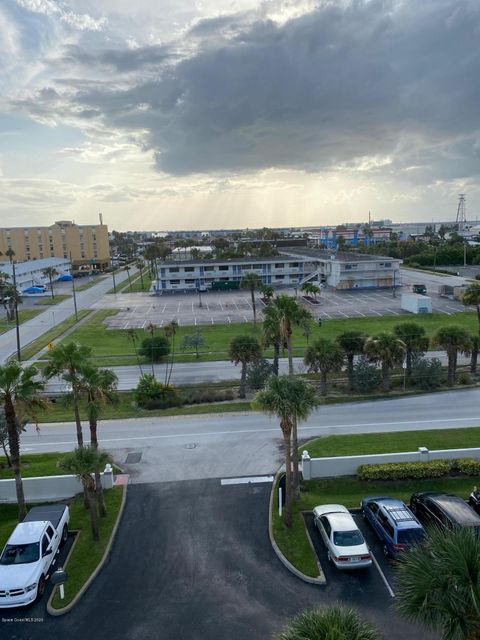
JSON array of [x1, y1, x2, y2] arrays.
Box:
[[20, 309, 91, 361], [50, 486, 123, 609], [34, 295, 71, 306], [0, 452, 70, 480], [0, 309, 43, 334]]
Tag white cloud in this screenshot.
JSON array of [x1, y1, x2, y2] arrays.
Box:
[[14, 0, 105, 31]]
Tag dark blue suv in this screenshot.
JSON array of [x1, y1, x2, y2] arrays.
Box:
[[361, 497, 425, 558]]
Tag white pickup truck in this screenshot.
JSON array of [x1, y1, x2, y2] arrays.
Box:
[[0, 505, 69, 608]]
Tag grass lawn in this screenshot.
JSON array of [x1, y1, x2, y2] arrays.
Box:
[[37, 392, 251, 422], [305, 426, 480, 459], [273, 474, 480, 577], [0, 504, 21, 548], [0, 452, 70, 480], [75, 275, 107, 292], [57, 310, 480, 365], [20, 309, 91, 360], [34, 295, 71, 306], [0, 309, 43, 334], [50, 486, 123, 609], [121, 273, 153, 293]]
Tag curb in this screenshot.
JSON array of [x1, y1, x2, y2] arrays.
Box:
[[47, 483, 128, 616], [268, 468, 326, 586]]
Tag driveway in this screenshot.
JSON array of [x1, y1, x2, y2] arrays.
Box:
[[3, 481, 435, 639]]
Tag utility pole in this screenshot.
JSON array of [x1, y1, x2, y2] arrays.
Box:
[[10, 259, 21, 361], [70, 252, 78, 321], [112, 268, 117, 294]]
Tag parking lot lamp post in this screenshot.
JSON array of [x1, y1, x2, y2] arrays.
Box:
[[10, 258, 21, 361], [69, 252, 78, 321]]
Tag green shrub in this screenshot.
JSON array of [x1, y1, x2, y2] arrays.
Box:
[[411, 357, 444, 390], [139, 336, 170, 362], [134, 374, 179, 409], [246, 358, 273, 390], [455, 458, 480, 476], [458, 371, 472, 385], [180, 387, 235, 405], [357, 459, 451, 481], [352, 357, 381, 393]]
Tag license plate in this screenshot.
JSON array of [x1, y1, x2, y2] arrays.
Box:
[[349, 556, 360, 562]]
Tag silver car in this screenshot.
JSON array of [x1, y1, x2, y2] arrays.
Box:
[[313, 504, 372, 570]]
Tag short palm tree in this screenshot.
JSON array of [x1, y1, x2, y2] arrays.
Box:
[[228, 335, 262, 398], [335, 331, 366, 390], [44, 342, 93, 447], [304, 338, 344, 396], [393, 322, 429, 377], [260, 284, 274, 302], [276, 605, 382, 640], [0, 361, 45, 520], [241, 272, 262, 325], [433, 325, 472, 386], [164, 320, 179, 386], [253, 375, 318, 526], [126, 328, 143, 376], [470, 334, 480, 375], [463, 283, 480, 335], [78, 364, 118, 516], [135, 259, 145, 290], [396, 526, 480, 640], [42, 266, 58, 300], [60, 447, 111, 541], [364, 333, 405, 392]]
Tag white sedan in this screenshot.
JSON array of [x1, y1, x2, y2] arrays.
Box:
[[313, 504, 372, 570]]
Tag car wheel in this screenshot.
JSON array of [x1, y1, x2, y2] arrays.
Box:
[[383, 545, 390, 558], [37, 575, 46, 600], [60, 524, 68, 546]]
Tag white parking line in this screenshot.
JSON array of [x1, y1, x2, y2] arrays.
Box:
[[243, 315, 248, 322], [162, 304, 166, 312], [227, 316, 231, 324], [437, 309, 451, 315], [385, 308, 400, 315], [370, 552, 395, 598], [354, 310, 366, 317], [338, 311, 349, 318], [219, 300, 224, 311]]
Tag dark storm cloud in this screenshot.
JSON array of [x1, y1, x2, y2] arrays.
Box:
[[60, 43, 172, 71], [11, 0, 480, 179]]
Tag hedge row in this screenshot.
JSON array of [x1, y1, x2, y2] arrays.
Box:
[[357, 458, 480, 481]]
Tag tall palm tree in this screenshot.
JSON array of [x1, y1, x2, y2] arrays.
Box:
[[433, 325, 472, 387], [2, 285, 22, 322], [0, 361, 45, 520], [276, 605, 382, 640], [335, 331, 366, 391], [135, 260, 145, 290], [241, 272, 262, 325], [44, 342, 93, 447], [78, 364, 118, 517], [364, 333, 405, 392], [228, 335, 262, 398], [126, 328, 143, 376], [304, 338, 344, 396], [463, 283, 480, 336], [60, 447, 111, 541], [42, 266, 58, 300], [393, 322, 429, 377], [253, 376, 318, 526], [263, 305, 282, 375], [396, 526, 480, 640], [124, 265, 132, 291], [470, 334, 480, 375], [145, 322, 158, 377], [164, 320, 179, 386]]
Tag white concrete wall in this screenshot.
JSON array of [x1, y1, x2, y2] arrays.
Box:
[[0, 466, 114, 504], [301, 447, 480, 480]]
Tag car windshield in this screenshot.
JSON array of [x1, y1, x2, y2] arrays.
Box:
[[397, 529, 425, 545], [333, 530, 364, 546], [0, 543, 39, 565]]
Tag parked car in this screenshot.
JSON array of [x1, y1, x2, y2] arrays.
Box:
[[361, 497, 425, 558], [469, 487, 480, 514], [0, 505, 69, 608], [22, 286, 46, 295], [313, 504, 372, 570], [410, 491, 480, 533]]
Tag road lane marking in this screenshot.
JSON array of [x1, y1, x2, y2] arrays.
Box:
[[221, 475, 274, 485]]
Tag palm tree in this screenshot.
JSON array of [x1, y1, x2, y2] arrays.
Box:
[[145, 322, 158, 377], [228, 335, 262, 398], [463, 283, 480, 336], [78, 365, 118, 517], [2, 285, 22, 322], [124, 265, 133, 291], [433, 325, 472, 387], [260, 284, 274, 303], [393, 322, 429, 377], [364, 333, 405, 392], [304, 338, 344, 396], [396, 526, 480, 640], [253, 376, 318, 526], [126, 328, 143, 376], [335, 331, 366, 391], [0, 270, 11, 299], [135, 260, 145, 290], [0, 361, 45, 520], [470, 334, 480, 375], [263, 305, 282, 375], [42, 266, 58, 300], [276, 605, 382, 640], [240, 272, 262, 325], [60, 447, 111, 541], [44, 342, 93, 447], [164, 320, 179, 386]]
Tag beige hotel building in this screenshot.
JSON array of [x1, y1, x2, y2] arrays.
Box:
[[0, 220, 110, 270]]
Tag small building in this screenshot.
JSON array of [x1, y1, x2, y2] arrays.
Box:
[[0, 257, 71, 289]]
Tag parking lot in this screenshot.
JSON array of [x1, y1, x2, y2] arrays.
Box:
[[91, 271, 469, 329]]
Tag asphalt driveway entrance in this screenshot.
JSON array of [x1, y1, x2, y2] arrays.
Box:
[[2, 481, 435, 640]]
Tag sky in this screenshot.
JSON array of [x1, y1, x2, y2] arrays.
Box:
[[0, 0, 479, 232]]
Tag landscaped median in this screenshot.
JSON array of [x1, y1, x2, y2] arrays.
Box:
[[270, 426, 480, 580]]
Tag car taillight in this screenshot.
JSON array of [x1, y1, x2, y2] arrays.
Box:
[[335, 556, 349, 562], [360, 554, 371, 560]]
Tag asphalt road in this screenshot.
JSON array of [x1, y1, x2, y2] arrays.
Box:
[[1, 482, 434, 640], [21, 387, 480, 483]]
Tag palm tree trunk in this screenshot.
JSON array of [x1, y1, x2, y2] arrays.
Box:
[[73, 392, 84, 447], [447, 352, 455, 386], [49, 275, 54, 300], [94, 470, 107, 517], [4, 395, 26, 521], [406, 350, 412, 377], [477, 304, 480, 337], [239, 362, 247, 398], [382, 361, 390, 392], [1, 439, 11, 467], [286, 334, 300, 495], [471, 348, 478, 375], [320, 371, 327, 396], [286, 335, 294, 376], [167, 336, 175, 386], [85, 479, 99, 540], [251, 287, 256, 325], [139, 268, 144, 290], [347, 354, 354, 391], [273, 341, 280, 375], [283, 431, 293, 527], [132, 336, 143, 376]]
